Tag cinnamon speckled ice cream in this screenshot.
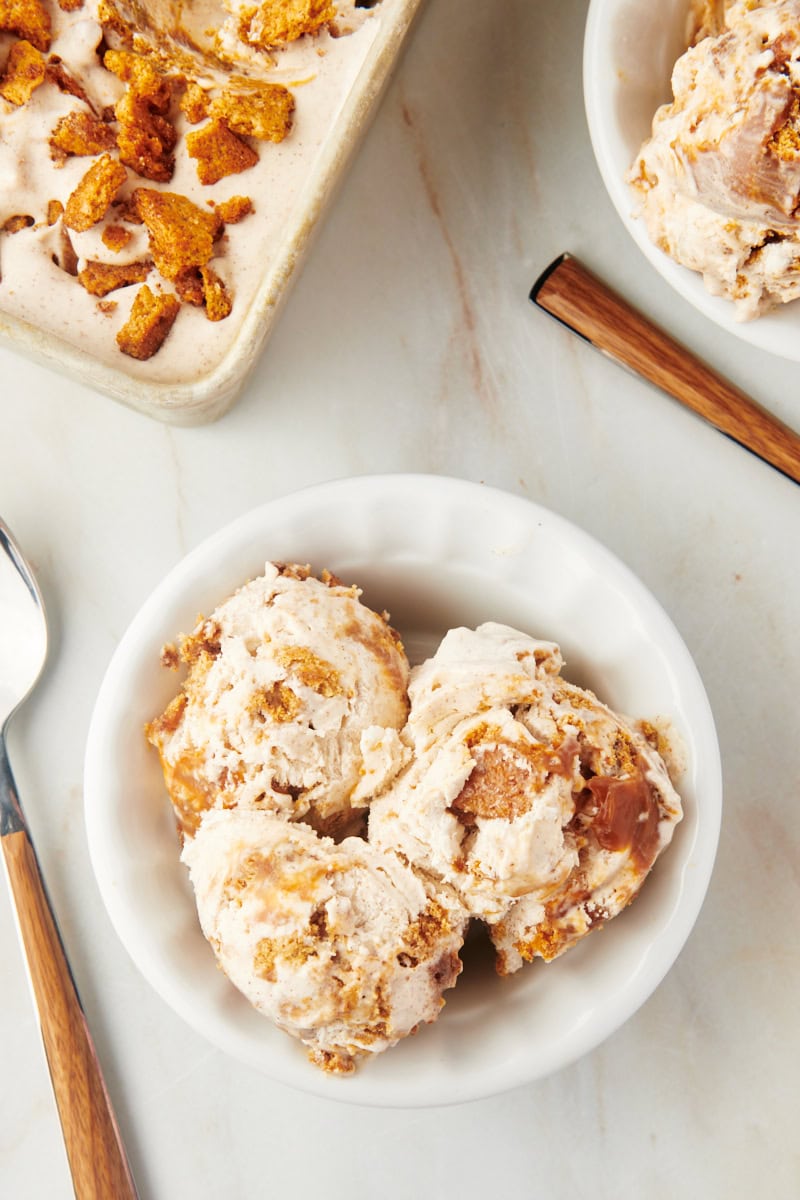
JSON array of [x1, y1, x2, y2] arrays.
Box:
[[182, 808, 467, 1074], [630, 0, 800, 319], [146, 563, 410, 840], [0, 0, 407, 379], [368, 623, 682, 974]]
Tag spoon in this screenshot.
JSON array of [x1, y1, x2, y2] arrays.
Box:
[[0, 519, 139, 1200]]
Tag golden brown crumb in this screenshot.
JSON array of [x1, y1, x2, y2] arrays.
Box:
[[185, 118, 258, 186], [179, 619, 222, 666], [210, 83, 295, 142], [0, 0, 51, 51], [400, 901, 452, 964], [199, 265, 232, 321], [240, 0, 334, 50], [97, 299, 117, 314], [146, 692, 186, 739], [159, 643, 180, 670], [101, 223, 133, 251], [307, 1047, 356, 1075], [253, 933, 318, 982], [106, 51, 177, 183], [50, 110, 117, 161], [64, 153, 128, 232], [115, 90, 177, 182], [46, 199, 63, 225], [770, 118, 800, 159], [78, 259, 151, 297], [3, 214, 34, 233], [215, 194, 253, 224], [248, 683, 302, 724], [273, 645, 342, 697], [103, 48, 165, 96], [180, 80, 210, 124], [133, 188, 221, 279], [174, 267, 205, 306], [0, 39, 46, 105], [116, 284, 180, 359]]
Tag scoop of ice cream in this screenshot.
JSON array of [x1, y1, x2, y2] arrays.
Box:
[[629, 0, 800, 319], [487, 676, 683, 974], [368, 623, 581, 922], [368, 623, 682, 971], [182, 808, 467, 1072], [147, 563, 410, 840]]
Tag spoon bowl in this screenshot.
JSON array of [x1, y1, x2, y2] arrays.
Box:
[[0, 518, 139, 1199], [0, 520, 47, 739]]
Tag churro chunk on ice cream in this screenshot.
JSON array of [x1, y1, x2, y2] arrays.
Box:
[[630, 0, 800, 319], [146, 563, 410, 840], [181, 809, 467, 1074], [368, 623, 682, 974]]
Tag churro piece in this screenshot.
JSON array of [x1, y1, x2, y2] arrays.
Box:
[[0, 0, 51, 51], [78, 259, 151, 297], [0, 39, 46, 105], [185, 118, 258, 186], [63, 153, 127, 233], [116, 284, 179, 359], [210, 83, 295, 142], [133, 188, 221, 279]]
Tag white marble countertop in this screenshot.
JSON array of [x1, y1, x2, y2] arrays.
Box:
[[1, 1, 799, 1196]]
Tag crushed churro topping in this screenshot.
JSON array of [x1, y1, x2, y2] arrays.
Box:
[[0, 0, 385, 366], [0, 38, 46, 104], [116, 282, 179, 358]]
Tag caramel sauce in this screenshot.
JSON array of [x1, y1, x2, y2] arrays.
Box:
[[585, 770, 660, 871]]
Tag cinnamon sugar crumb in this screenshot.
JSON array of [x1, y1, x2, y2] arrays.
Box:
[[239, 0, 335, 51], [102, 223, 133, 251], [0, 39, 46, 105], [216, 194, 253, 224], [116, 284, 179, 359], [0, 0, 51, 51], [50, 110, 116, 161], [210, 82, 295, 142], [186, 118, 259, 185], [78, 259, 151, 297], [64, 153, 127, 232], [133, 188, 221, 279]]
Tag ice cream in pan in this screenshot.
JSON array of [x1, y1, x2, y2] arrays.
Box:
[[0, 1, 411, 387], [148, 575, 682, 1072], [630, 0, 800, 319]]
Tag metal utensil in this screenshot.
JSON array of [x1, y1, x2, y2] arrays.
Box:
[[531, 253, 800, 485], [0, 519, 139, 1200]]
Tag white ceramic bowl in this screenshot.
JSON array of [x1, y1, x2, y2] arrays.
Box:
[[584, 0, 800, 360], [84, 475, 722, 1107]]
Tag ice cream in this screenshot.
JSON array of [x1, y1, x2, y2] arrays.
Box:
[[148, 586, 685, 1072], [629, 0, 800, 319], [0, 0, 412, 384], [368, 623, 682, 974], [146, 562, 410, 840], [181, 808, 467, 1073]]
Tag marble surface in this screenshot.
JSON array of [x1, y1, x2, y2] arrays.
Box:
[[1, 1, 798, 1196]]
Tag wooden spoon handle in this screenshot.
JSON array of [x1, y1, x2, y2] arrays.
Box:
[[531, 253, 800, 485], [1, 828, 139, 1200]]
